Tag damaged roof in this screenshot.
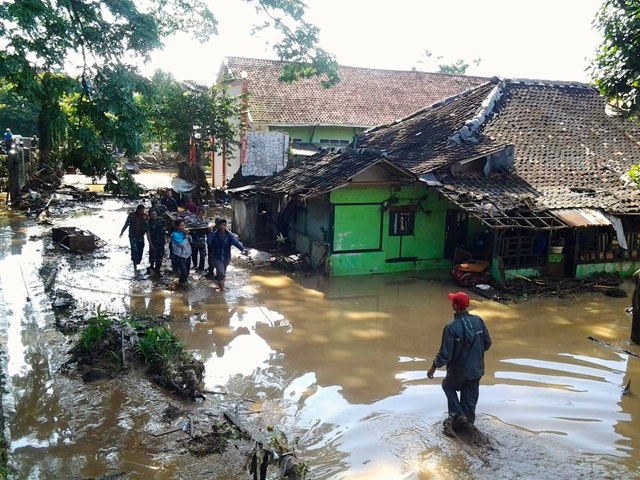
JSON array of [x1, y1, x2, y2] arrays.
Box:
[[254, 77, 640, 224], [358, 77, 640, 215], [220, 57, 487, 127], [257, 148, 415, 198]]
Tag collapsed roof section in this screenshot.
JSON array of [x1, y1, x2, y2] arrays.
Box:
[[257, 148, 416, 199], [249, 76, 640, 230]]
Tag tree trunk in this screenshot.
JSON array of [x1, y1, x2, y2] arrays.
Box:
[[632, 270, 640, 344], [37, 108, 51, 163]]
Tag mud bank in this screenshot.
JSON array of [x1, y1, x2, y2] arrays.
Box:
[[0, 192, 639, 479]]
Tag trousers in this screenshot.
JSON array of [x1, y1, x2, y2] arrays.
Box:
[[192, 242, 206, 269], [129, 237, 145, 265], [148, 242, 165, 270], [176, 256, 191, 284], [442, 376, 480, 424]]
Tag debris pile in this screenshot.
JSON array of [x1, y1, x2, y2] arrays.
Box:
[[64, 307, 205, 400], [503, 274, 626, 300], [52, 226, 105, 252], [177, 159, 211, 196]]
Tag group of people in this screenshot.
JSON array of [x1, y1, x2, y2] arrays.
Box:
[[120, 191, 246, 289], [119, 194, 493, 433]]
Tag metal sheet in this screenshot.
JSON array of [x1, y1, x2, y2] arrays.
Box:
[[605, 213, 628, 249], [550, 209, 612, 227]]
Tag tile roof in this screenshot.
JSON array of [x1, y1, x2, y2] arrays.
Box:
[[220, 57, 487, 127], [359, 78, 640, 215], [357, 82, 507, 174], [257, 148, 414, 198], [253, 77, 640, 220]]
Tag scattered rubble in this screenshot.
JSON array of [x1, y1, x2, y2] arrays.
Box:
[[502, 274, 627, 301]]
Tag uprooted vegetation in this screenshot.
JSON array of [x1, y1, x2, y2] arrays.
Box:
[[501, 273, 627, 301], [64, 307, 204, 400]]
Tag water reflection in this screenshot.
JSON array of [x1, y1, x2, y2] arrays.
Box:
[[0, 199, 639, 479]]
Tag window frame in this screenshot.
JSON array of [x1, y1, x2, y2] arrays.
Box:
[[389, 209, 416, 237]]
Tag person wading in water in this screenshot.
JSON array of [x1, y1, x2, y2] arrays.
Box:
[[171, 219, 192, 285], [120, 204, 148, 270], [146, 208, 166, 274], [427, 292, 491, 433], [205, 218, 246, 291]]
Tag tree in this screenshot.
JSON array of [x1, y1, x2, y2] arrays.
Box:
[[0, 0, 338, 176], [592, 1, 640, 345], [0, 80, 40, 136], [140, 71, 244, 163], [414, 50, 481, 75], [591, 0, 640, 116]]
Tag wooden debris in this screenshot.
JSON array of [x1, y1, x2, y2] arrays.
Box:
[[503, 275, 626, 300], [588, 336, 640, 359], [152, 426, 184, 437]]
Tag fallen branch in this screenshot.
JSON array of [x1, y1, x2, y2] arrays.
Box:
[[152, 426, 184, 437], [588, 336, 640, 359]]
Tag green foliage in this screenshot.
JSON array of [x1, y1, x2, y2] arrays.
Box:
[[414, 50, 481, 75], [139, 70, 245, 162], [0, 80, 39, 135], [629, 164, 640, 186], [0, 0, 338, 176], [104, 167, 143, 197], [136, 326, 184, 371], [591, 0, 640, 116], [78, 306, 114, 353]]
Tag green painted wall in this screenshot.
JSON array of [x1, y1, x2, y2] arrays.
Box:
[[504, 268, 542, 280], [328, 184, 453, 276], [576, 262, 640, 278], [268, 125, 365, 145]]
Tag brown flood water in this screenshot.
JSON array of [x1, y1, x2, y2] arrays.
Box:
[[0, 194, 639, 479]]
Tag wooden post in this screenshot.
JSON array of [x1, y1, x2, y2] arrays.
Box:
[[632, 269, 640, 345]]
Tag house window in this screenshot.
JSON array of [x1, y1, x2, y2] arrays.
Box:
[[319, 139, 351, 145], [390, 210, 415, 236], [497, 231, 548, 267], [577, 229, 640, 263]]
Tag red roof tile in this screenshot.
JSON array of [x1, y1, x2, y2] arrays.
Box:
[[221, 57, 487, 127]]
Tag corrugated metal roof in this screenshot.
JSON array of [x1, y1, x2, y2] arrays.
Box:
[[550, 209, 611, 227]]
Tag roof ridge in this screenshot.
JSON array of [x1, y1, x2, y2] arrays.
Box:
[[500, 77, 594, 89], [362, 79, 499, 136], [223, 56, 489, 81], [448, 81, 504, 146]]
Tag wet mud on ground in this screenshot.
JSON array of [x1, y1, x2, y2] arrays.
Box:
[[0, 193, 639, 479]]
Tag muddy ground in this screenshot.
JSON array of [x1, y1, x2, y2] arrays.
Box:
[[0, 183, 639, 479]]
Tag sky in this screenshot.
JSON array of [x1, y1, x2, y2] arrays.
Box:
[[139, 0, 604, 84]]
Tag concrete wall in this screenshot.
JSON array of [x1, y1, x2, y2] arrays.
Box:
[[243, 131, 289, 177], [268, 125, 366, 145], [290, 197, 331, 270], [328, 184, 453, 276], [231, 197, 257, 245], [576, 261, 640, 278], [212, 82, 243, 188]]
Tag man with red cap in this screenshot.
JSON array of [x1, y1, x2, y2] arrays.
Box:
[[427, 291, 491, 432]]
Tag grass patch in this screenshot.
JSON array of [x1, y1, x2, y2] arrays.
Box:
[[78, 306, 113, 353]]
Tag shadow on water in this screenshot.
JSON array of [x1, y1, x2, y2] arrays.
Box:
[[0, 196, 639, 479]]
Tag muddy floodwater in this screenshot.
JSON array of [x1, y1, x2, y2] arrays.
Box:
[[1, 195, 639, 479]]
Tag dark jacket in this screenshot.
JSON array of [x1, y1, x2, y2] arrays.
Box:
[[161, 197, 178, 212], [433, 312, 491, 381], [206, 230, 244, 263], [121, 212, 148, 239]]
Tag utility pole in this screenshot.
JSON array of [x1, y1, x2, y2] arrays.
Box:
[[632, 270, 640, 344]]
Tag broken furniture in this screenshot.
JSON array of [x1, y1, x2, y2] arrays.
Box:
[[52, 226, 104, 252]]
